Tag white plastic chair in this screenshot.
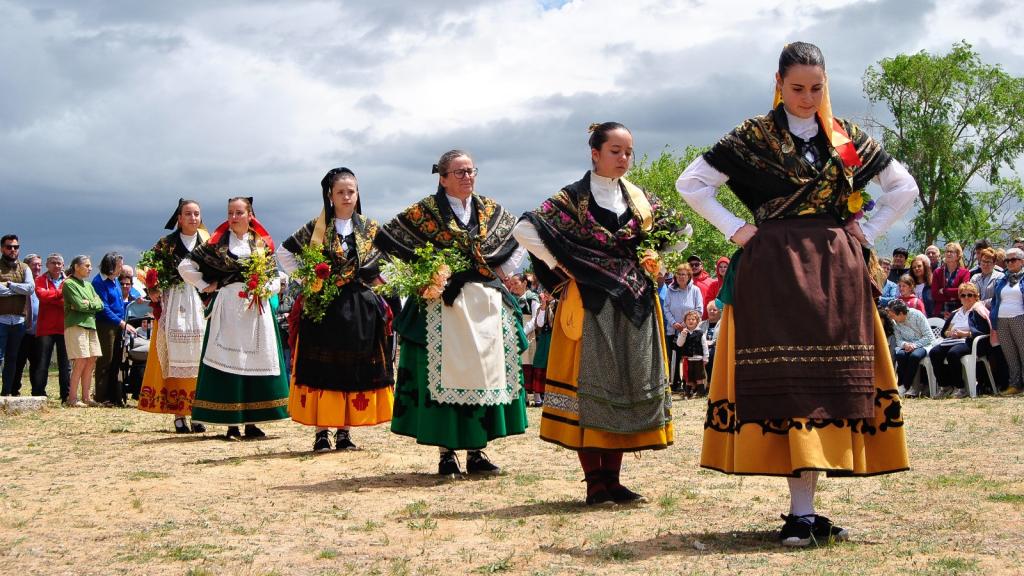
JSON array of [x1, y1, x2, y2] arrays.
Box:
[[960, 334, 995, 398], [915, 317, 945, 397]]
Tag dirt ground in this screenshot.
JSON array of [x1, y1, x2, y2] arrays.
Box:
[[0, 387, 1021, 576]]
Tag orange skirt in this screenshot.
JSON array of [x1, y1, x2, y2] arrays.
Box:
[[700, 305, 909, 477]]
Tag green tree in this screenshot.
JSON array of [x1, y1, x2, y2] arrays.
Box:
[[628, 145, 752, 266], [862, 41, 1024, 248]]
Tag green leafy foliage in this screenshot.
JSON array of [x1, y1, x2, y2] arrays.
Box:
[[375, 243, 471, 302], [863, 41, 1024, 247], [629, 146, 752, 266]]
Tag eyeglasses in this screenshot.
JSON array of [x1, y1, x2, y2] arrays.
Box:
[[444, 168, 478, 179], [2, 244, 19, 250], [1007, 258, 1022, 263], [959, 293, 978, 299]]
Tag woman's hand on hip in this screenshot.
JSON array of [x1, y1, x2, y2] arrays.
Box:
[[730, 224, 758, 247]]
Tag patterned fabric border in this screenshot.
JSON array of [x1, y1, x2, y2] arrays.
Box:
[[425, 298, 521, 406], [544, 391, 579, 416], [192, 398, 289, 411]]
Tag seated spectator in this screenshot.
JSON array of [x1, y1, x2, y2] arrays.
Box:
[[12, 254, 41, 395], [970, 247, 1004, 307], [0, 234, 32, 396], [925, 245, 942, 271], [878, 257, 899, 306], [888, 247, 909, 283], [928, 282, 993, 398], [886, 299, 936, 398], [34, 253, 71, 402], [897, 275, 926, 314], [909, 255, 935, 316], [698, 299, 721, 380], [931, 242, 970, 318]]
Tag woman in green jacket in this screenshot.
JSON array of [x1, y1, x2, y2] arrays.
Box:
[[63, 255, 105, 406]]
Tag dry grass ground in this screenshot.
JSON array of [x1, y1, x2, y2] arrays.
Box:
[[0, 385, 1021, 576]]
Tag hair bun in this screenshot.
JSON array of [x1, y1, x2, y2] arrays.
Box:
[[587, 123, 601, 133], [431, 163, 439, 174]]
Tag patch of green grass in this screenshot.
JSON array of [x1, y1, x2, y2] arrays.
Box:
[[388, 557, 410, 576], [472, 552, 514, 573], [925, 473, 996, 489], [599, 546, 636, 562], [126, 470, 171, 481], [165, 544, 216, 562], [587, 528, 613, 546], [657, 492, 679, 516], [401, 500, 430, 518], [185, 568, 215, 576], [987, 493, 1024, 504], [317, 548, 339, 559], [513, 473, 542, 486], [353, 519, 382, 532], [131, 497, 142, 511], [1011, 414, 1022, 425], [407, 517, 437, 531], [927, 557, 979, 574]]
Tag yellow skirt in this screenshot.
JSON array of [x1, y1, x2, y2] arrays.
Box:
[[700, 305, 909, 477], [137, 321, 197, 417], [287, 339, 393, 428], [539, 288, 673, 452]]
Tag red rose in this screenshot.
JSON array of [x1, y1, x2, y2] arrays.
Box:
[[144, 268, 159, 289], [238, 290, 248, 299], [314, 262, 330, 279], [247, 279, 259, 289], [250, 273, 259, 281]]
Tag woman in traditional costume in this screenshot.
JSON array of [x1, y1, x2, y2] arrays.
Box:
[[277, 167, 393, 452], [375, 150, 528, 476], [137, 199, 209, 433], [507, 274, 541, 405], [178, 197, 290, 440], [676, 42, 917, 545], [513, 122, 683, 505]]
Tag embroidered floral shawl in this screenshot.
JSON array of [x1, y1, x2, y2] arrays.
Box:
[[704, 104, 892, 224], [189, 229, 276, 287], [521, 171, 683, 327], [283, 213, 383, 287]]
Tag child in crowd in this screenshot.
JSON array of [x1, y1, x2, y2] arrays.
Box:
[[676, 309, 709, 397]]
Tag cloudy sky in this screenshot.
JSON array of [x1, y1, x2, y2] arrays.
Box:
[[2, 0, 1022, 266]]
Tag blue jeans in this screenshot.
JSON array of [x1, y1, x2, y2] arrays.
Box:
[[894, 346, 927, 388], [0, 322, 27, 395]]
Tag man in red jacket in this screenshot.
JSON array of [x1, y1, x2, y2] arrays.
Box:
[[34, 253, 70, 402], [688, 255, 714, 319]]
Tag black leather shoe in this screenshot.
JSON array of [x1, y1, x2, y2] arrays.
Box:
[[335, 429, 358, 451], [190, 421, 206, 433], [438, 450, 462, 476], [225, 426, 242, 441], [244, 424, 266, 438], [608, 484, 646, 504], [313, 430, 332, 452], [585, 490, 614, 506], [466, 450, 501, 474], [811, 514, 849, 543], [174, 418, 190, 434]]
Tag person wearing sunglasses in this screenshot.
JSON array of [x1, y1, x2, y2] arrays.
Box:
[[0, 234, 34, 396], [927, 282, 994, 398], [990, 247, 1024, 395]]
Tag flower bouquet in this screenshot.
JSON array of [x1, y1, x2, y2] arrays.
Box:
[[294, 244, 356, 323], [239, 246, 274, 314], [635, 225, 693, 280], [374, 243, 471, 302]]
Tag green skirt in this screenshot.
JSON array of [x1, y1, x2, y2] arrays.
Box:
[[191, 298, 290, 426], [392, 342, 527, 449]]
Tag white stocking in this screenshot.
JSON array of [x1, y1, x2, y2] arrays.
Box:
[[787, 471, 819, 518]]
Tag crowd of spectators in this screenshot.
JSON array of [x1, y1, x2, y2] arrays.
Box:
[[881, 238, 1024, 399], [2, 232, 1023, 406]]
